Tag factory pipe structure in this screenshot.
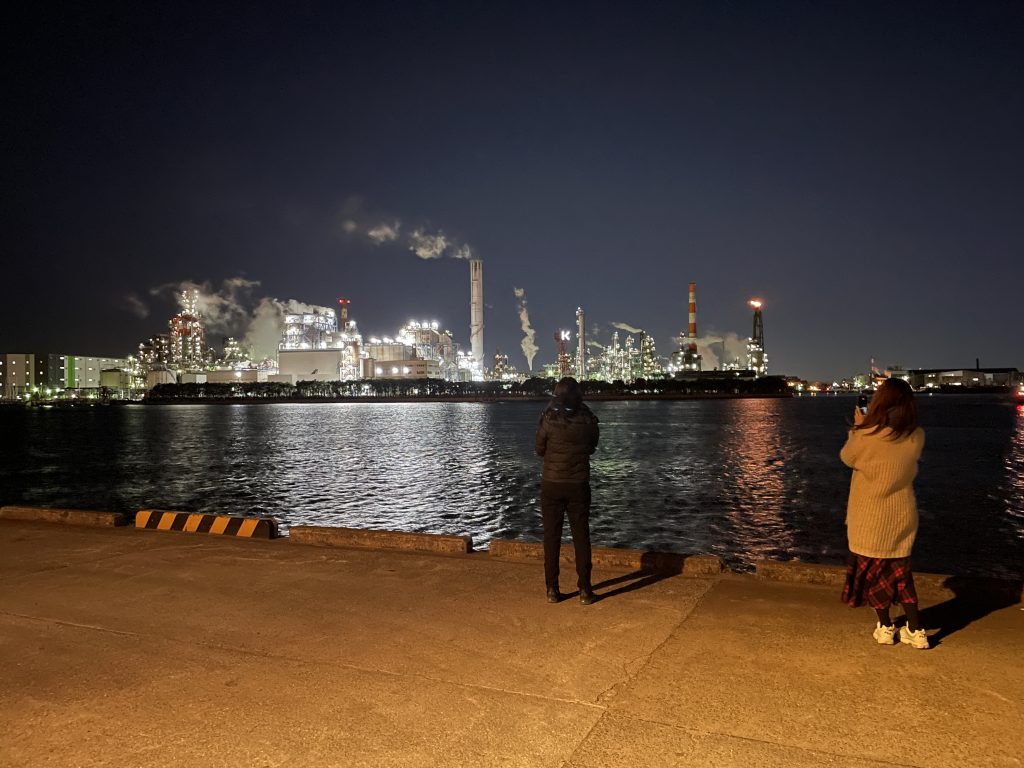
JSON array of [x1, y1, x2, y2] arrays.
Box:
[[470, 259, 484, 366], [747, 299, 766, 376], [576, 306, 585, 380]]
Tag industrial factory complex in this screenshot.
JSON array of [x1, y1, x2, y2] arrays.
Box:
[[1, 260, 1019, 401]]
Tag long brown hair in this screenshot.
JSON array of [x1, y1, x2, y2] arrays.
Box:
[[855, 377, 919, 439]]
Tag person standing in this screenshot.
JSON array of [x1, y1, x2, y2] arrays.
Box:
[[535, 376, 600, 604], [840, 377, 929, 649]]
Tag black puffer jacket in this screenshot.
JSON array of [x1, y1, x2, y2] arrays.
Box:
[[535, 402, 600, 483]]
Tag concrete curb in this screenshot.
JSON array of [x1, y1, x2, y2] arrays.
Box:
[[136, 510, 279, 539], [755, 559, 953, 592], [488, 539, 722, 576], [289, 525, 473, 555], [0, 505, 129, 527], [755, 560, 1023, 602]]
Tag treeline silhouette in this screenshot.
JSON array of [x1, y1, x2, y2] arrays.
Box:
[[145, 375, 791, 402]]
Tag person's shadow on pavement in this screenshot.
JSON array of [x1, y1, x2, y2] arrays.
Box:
[[919, 577, 1022, 646], [592, 570, 672, 600], [591, 552, 695, 601]]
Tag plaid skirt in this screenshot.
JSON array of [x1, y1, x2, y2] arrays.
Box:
[[841, 553, 918, 609]]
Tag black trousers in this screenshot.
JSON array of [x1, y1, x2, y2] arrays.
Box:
[[541, 480, 593, 590]]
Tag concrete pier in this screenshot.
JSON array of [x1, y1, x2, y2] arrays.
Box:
[[1, 519, 1021, 767]]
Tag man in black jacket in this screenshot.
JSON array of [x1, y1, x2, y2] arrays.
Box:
[[535, 376, 600, 604]]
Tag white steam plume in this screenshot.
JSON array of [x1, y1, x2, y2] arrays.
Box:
[[612, 321, 644, 334], [124, 294, 149, 319], [337, 197, 479, 261], [408, 229, 450, 259], [513, 287, 539, 372], [146, 277, 338, 361], [367, 222, 400, 244], [242, 297, 334, 360], [151, 278, 260, 334], [690, 332, 749, 371]]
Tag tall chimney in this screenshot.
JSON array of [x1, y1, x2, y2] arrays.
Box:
[[688, 282, 698, 351], [576, 306, 585, 380], [470, 259, 484, 366]]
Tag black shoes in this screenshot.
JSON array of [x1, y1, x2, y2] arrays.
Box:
[[548, 586, 597, 604]]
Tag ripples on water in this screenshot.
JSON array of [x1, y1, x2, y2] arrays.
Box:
[[1, 397, 1021, 578]]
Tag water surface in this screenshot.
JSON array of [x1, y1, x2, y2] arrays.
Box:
[[1, 396, 1021, 577]]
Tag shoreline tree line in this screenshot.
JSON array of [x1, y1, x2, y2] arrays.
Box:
[[144, 375, 792, 402]]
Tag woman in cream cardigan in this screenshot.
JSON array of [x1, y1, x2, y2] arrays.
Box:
[[840, 377, 929, 649]]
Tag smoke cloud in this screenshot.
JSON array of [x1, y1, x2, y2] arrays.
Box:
[[242, 297, 334, 360], [124, 294, 149, 319], [408, 229, 450, 259], [691, 332, 749, 371], [367, 222, 400, 244], [611, 321, 644, 334], [143, 277, 333, 361], [338, 198, 477, 261], [513, 287, 539, 372], [151, 278, 260, 335]]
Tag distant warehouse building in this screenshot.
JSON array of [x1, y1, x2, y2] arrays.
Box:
[[0, 353, 129, 399], [890, 367, 1021, 389]]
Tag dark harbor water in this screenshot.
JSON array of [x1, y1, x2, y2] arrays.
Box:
[[1, 396, 1022, 579]]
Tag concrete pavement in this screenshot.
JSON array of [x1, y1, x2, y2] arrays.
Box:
[[1, 520, 1021, 767]]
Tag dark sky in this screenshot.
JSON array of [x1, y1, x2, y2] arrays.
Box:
[[4, 1, 1022, 380]]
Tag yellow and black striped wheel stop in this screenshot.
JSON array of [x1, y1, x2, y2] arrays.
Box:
[[135, 510, 279, 539]]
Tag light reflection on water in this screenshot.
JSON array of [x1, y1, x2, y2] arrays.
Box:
[[1, 396, 1021, 577]]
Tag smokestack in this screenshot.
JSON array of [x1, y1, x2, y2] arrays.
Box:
[[576, 307, 585, 380], [338, 298, 350, 326], [470, 259, 484, 366], [688, 282, 698, 351]]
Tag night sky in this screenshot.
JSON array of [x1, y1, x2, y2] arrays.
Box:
[[4, 1, 1022, 381]]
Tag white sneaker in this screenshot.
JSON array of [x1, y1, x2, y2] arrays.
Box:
[[900, 626, 929, 650], [872, 622, 896, 645]]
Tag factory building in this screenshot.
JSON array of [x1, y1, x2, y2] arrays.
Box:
[[277, 348, 351, 382], [361, 321, 456, 380], [590, 331, 661, 384], [491, 351, 523, 382], [276, 301, 363, 384], [892, 367, 1022, 390], [0, 353, 130, 400], [170, 289, 209, 369], [137, 289, 215, 379], [206, 368, 266, 384], [365, 358, 442, 379]]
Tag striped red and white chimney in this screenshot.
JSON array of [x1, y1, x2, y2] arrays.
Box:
[[688, 282, 698, 350]]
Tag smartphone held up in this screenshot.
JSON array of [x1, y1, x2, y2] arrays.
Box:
[[857, 393, 870, 415]]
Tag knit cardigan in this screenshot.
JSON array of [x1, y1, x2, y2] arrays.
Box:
[[840, 426, 925, 559]]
